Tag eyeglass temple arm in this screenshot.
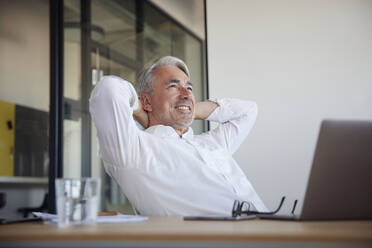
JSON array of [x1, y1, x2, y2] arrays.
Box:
[[270, 196, 285, 214], [256, 196, 286, 215], [291, 199, 298, 214]]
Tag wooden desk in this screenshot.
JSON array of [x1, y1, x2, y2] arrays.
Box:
[[0, 217, 371, 248]]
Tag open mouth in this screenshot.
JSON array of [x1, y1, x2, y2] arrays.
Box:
[[175, 105, 191, 112]]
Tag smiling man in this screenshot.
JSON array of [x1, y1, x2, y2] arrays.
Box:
[[90, 56, 267, 216], [138, 64, 196, 135]]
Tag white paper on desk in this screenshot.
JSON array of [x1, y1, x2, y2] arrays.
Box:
[[32, 212, 148, 224], [96, 214, 147, 223]]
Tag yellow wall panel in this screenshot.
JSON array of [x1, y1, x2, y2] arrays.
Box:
[[0, 99, 15, 176]]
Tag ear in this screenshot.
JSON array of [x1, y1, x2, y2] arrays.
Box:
[[139, 93, 153, 112]]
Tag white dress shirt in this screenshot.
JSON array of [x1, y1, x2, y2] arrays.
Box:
[[89, 75, 267, 216]]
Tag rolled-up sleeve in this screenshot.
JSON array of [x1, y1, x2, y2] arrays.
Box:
[[206, 98, 258, 154]]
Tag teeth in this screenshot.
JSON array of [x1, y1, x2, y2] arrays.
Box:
[[176, 106, 189, 110]]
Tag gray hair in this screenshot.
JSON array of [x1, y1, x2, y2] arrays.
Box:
[[136, 56, 190, 94]]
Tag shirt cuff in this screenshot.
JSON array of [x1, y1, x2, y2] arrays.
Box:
[[206, 98, 234, 123], [206, 98, 257, 123]]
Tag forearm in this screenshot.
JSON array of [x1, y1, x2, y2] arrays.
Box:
[[89, 76, 141, 166], [206, 98, 258, 153], [194, 101, 219, 120], [206, 98, 257, 123]]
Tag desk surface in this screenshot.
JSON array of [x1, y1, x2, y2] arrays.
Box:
[[0, 217, 371, 246]]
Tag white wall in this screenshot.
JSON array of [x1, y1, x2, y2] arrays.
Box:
[[207, 0, 372, 213]]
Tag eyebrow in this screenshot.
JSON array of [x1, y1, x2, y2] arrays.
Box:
[[168, 79, 193, 86]]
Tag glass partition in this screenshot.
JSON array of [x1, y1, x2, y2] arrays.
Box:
[[63, 0, 205, 213], [0, 0, 50, 180]]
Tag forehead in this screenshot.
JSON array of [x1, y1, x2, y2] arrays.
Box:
[[152, 65, 189, 85]]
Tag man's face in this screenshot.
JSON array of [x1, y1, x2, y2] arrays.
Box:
[[142, 65, 195, 132]]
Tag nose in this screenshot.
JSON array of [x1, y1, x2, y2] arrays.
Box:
[[179, 85, 191, 99]]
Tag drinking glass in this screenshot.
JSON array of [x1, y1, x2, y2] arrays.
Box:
[[55, 178, 101, 226]]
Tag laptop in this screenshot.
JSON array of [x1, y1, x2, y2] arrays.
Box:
[[260, 120, 372, 221]]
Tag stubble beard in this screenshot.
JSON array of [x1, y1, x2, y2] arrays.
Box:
[[172, 99, 194, 129]]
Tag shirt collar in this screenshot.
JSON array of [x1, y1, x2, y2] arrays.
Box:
[[145, 125, 194, 139]]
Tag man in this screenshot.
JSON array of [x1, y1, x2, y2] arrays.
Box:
[[89, 56, 267, 216]]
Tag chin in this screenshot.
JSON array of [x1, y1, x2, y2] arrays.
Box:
[[177, 119, 194, 128]]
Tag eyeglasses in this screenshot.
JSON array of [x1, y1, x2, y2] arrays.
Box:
[[232, 196, 289, 217]]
